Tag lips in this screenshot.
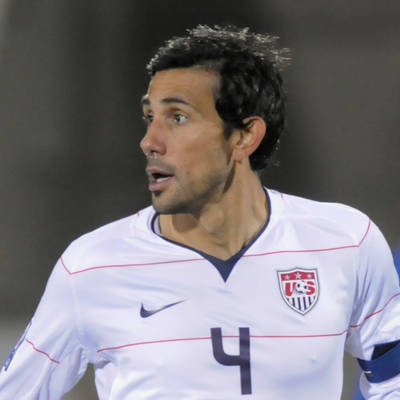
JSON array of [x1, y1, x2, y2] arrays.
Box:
[[146, 166, 174, 191], [151, 173, 172, 183]]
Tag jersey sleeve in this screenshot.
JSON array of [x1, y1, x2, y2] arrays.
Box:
[[0, 259, 90, 399], [345, 220, 400, 398]]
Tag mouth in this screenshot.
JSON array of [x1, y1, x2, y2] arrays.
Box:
[[146, 167, 174, 192], [151, 173, 172, 183]]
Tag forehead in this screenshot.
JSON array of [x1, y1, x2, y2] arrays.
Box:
[[143, 68, 219, 109]]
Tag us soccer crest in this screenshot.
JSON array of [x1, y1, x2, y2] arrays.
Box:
[[277, 268, 319, 315]]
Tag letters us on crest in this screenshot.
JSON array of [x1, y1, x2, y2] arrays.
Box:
[[277, 268, 319, 315]]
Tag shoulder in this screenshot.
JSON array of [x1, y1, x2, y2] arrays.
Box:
[[268, 189, 371, 247], [61, 206, 157, 274]]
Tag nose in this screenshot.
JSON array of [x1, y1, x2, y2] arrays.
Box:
[[140, 119, 166, 157]]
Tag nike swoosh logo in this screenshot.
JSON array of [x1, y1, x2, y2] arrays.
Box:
[[140, 300, 185, 318]]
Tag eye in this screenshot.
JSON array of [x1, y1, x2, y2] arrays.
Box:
[[173, 113, 188, 124], [142, 113, 153, 125]]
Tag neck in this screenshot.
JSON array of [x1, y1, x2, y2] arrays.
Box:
[[158, 169, 268, 260]]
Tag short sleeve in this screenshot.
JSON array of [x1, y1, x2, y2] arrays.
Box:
[[345, 220, 400, 359], [0, 259, 89, 399], [359, 371, 400, 399]]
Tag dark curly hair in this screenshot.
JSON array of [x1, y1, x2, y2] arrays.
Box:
[[146, 25, 290, 171]]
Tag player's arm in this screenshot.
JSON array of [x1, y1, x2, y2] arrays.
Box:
[[358, 340, 400, 399], [0, 258, 89, 399], [345, 220, 400, 399]]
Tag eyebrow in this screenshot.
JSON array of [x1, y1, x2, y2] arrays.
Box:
[[141, 95, 193, 108]]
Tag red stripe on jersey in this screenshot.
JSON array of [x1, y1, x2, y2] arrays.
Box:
[[25, 338, 60, 364], [349, 292, 400, 329], [60, 220, 371, 275], [97, 330, 349, 353], [358, 219, 371, 245], [251, 331, 348, 339], [61, 256, 204, 275], [245, 219, 371, 259], [97, 336, 213, 352]]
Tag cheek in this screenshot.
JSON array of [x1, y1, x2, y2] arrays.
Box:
[[186, 142, 223, 166], [171, 126, 230, 179], [180, 148, 228, 184]]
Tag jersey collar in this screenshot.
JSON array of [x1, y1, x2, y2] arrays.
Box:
[[150, 188, 272, 282]]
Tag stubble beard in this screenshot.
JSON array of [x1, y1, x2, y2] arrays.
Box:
[[151, 190, 192, 215], [151, 172, 229, 216]]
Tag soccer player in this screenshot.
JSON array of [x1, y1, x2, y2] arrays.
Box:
[[1, 25, 399, 399]]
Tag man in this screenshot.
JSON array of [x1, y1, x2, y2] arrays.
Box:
[[1, 25, 399, 399]]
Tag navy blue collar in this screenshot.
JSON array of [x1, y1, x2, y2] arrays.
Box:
[[150, 189, 271, 282]]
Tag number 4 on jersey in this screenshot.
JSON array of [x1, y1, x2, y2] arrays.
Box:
[[210, 327, 252, 395]]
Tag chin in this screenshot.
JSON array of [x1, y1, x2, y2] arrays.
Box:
[[151, 193, 193, 215], [152, 202, 189, 215]]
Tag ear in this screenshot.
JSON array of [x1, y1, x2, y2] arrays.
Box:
[[230, 116, 266, 162]]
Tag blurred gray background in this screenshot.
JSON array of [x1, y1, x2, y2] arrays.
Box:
[[0, 1, 399, 399]]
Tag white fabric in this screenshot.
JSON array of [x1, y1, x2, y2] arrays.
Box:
[[1, 189, 399, 399], [360, 373, 400, 399]]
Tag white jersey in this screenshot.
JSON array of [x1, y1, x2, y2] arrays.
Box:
[[1, 189, 400, 399]]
